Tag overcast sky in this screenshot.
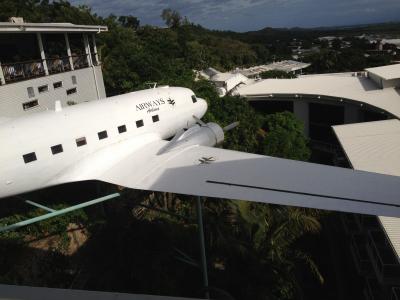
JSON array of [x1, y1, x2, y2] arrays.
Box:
[[70, 0, 400, 32]]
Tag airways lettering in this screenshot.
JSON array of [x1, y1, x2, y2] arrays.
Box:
[[136, 98, 167, 111]]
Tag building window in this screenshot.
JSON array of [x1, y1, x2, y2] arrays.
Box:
[[51, 144, 63, 155], [191, 95, 197, 103], [98, 130, 108, 140], [152, 115, 159, 122], [66, 87, 77, 95], [38, 85, 49, 93], [27, 87, 35, 98], [22, 100, 39, 111], [118, 125, 127, 133], [76, 137, 87, 147], [136, 120, 144, 128], [23, 152, 37, 164], [71, 75, 77, 85], [53, 81, 63, 89]]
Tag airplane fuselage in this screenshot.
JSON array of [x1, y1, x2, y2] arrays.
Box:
[[0, 87, 207, 198]]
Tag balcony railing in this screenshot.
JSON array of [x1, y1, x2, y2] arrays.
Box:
[[0, 53, 96, 85], [72, 54, 89, 70], [1, 59, 45, 83], [363, 277, 383, 300], [392, 287, 400, 300], [340, 213, 361, 235], [368, 230, 400, 284], [46, 56, 72, 74], [91, 52, 99, 66], [350, 233, 373, 276]]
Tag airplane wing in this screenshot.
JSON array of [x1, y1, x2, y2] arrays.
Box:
[[56, 138, 400, 217]]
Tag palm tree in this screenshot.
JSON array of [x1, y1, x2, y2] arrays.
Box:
[[232, 201, 324, 299]]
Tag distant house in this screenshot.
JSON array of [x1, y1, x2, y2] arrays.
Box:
[[210, 72, 248, 96], [199, 60, 311, 96], [196, 67, 249, 97], [235, 60, 311, 78]]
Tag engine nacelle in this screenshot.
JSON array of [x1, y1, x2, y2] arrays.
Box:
[[159, 123, 224, 154]]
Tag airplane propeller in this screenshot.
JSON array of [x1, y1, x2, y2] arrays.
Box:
[[193, 115, 207, 126], [223, 121, 239, 132]]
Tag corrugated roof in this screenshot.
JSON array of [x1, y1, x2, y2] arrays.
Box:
[[365, 63, 400, 81], [333, 119, 400, 260], [235, 60, 310, 77], [237, 75, 400, 118]]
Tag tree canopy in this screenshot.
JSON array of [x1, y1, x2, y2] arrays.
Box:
[[260, 70, 297, 79], [261, 111, 311, 161]]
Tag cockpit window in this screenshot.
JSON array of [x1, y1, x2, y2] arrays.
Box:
[[191, 95, 197, 103]]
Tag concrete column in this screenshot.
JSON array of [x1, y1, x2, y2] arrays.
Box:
[[37, 33, 49, 76], [344, 104, 359, 124], [64, 33, 74, 70], [0, 61, 5, 85], [293, 100, 309, 136], [83, 34, 93, 66], [91, 34, 99, 64]]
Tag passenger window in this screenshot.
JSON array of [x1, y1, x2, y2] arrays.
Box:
[[76, 137, 87, 147], [152, 115, 159, 123], [23, 152, 37, 163], [136, 120, 144, 128], [22, 100, 39, 110], [51, 144, 63, 155], [191, 95, 197, 103], [118, 125, 127, 133], [53, 81, 63, 89], [38, 85, 49, 93], [66, 87, 77, 95], [98, 130, 108, 140]]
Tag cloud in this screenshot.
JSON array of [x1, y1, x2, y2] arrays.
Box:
[[69, 0, 400, 31]]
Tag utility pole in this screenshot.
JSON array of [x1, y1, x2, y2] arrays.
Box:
[[196, 196, 210, 299]]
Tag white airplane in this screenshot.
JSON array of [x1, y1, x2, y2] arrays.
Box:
[[1, 86, 400, 217]]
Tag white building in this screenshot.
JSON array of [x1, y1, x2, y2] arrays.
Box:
[[199, 60, 311, 96], [0, 18, 108, 118], [236, 63, 400, 299], [210, 72, 249, 96], [334, 120, 400, 299], [237, 64, 400, 138], [235, 60, 311, 78], [196, 67, 249, 97]]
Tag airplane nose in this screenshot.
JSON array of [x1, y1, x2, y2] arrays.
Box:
[[198, 98, 208, 118]]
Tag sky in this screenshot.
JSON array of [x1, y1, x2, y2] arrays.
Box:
[[70, 0, 400, 32]]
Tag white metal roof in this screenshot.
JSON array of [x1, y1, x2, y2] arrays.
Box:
[[235, 60, 310, 77], [0, 22, 108, 33], [237, 74, 400, 118], [333, 120, 400, 260], [382, 39, 400, 47], [365, 63, 400, 81], [211, 72, 236, 82], [265, 60, 311, 72]]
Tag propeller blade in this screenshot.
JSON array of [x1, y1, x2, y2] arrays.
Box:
[[223, 121, 239, 132], [193, 115, 206, 126]]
